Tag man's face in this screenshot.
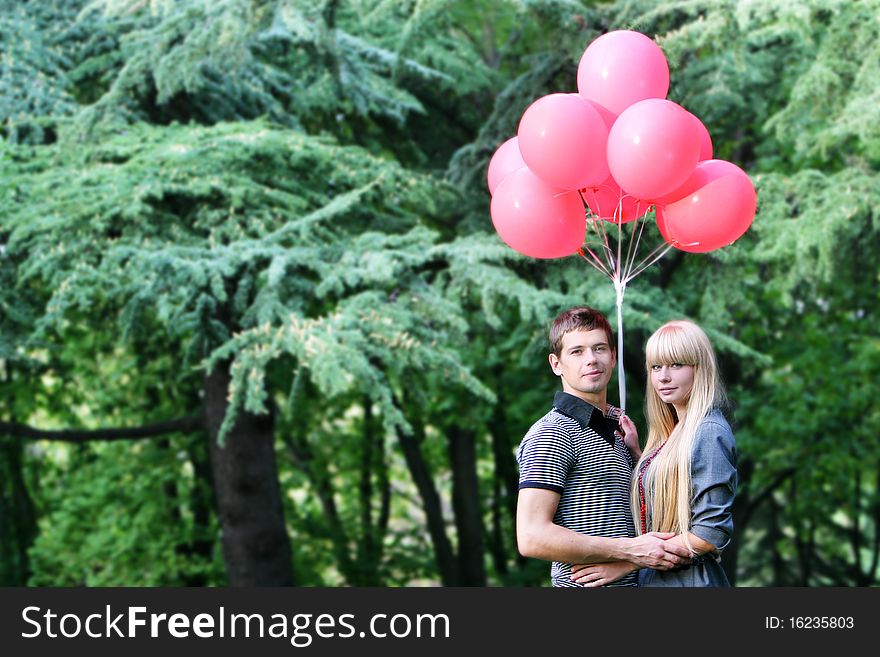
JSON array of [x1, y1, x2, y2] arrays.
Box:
[[549, 328, 616, 398]]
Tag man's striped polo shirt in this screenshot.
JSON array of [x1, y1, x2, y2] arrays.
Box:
[[517, 390, 637, 587]]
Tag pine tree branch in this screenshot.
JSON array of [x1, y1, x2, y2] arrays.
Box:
[[0, 413, 204, 442]]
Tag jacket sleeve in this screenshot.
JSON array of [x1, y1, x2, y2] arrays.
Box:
[[689, 418, 737, 550]]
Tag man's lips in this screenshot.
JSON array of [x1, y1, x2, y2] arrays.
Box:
[[583, 370, 604, 377]]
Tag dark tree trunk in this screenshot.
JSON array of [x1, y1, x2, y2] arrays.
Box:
[[488, 395, 524, 576], [449, 426, 486, 585], [204, 361, 294, 586], [0, 438, 38, 585], [768, 498, 787, 586], [181, 434, 217, 585], [396, 419, 461, 586], [725, 458, 753, 586], [356, 398, 382, 585], [357, 398, 390, 584], [285, 429, 362, 582]]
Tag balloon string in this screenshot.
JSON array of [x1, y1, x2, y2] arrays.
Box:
[[615, 279, 626, 412], [587, 214, 616, 275], [578, 244, 614, 279], [625, 240, 675, 284], [595, 212, 615, 274], [623, 200, 649, 281], [579, 189, 617, 277]]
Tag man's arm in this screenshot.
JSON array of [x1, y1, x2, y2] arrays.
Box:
[[516, 488, 691, 569]]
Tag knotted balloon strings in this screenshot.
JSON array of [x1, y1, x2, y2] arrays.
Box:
[[576, 189, 676, 411]]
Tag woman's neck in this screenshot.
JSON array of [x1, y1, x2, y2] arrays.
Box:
[[673, 404, 687, 422]]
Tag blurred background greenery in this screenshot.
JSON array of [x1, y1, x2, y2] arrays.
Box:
[[1, 0, 877, 586]]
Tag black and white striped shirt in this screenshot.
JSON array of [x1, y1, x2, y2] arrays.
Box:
[[517, 391, 637, 587]]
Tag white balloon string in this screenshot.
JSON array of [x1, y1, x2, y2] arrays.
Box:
[[624, 200, 650, 281], [587, 214, 616, 274], [625, 240, 676, 284], [615, 278, 626, 412], [579, 243, 614, 279], [620, 197, 638, 280]]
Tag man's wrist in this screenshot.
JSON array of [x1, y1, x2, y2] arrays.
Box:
[[615, 537, 634, 562]]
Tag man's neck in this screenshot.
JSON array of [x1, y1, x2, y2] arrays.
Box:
[[560, 385, 607, 411]]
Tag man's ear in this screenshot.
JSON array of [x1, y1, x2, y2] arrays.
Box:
[[548, 353, 561, 376]]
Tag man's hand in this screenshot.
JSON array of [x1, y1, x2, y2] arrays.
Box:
[[623, 532, 692, 570], [616, 414, 641, 461], [570, 561, 637, 587]]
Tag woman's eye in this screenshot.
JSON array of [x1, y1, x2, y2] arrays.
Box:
[[650, 365, 661, 371], [672, 363, 683, 369]]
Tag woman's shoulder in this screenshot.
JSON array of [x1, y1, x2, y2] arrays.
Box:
[[699, 408, 732, 430], [694, 409, 736, 450]]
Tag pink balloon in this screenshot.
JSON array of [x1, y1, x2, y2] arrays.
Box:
[[487, 137, 527, 194], [582, 176, 647, 224], [692, 113, 713, 161], [577, 30, 670, 116], [490, 167, 586, 259], [653, 158, 735, 206], [655, 160, 756, 253], [607, 99, 701, 201], [517, 93, 609, 190]]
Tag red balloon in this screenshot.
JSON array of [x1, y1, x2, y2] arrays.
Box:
[[691, 112, 713, 161], [487, 137, 526, 195], [655, 160, 756, 253], [490, 167, 586, 259], [577, 30, 670, 116], [582, 176, 647, 224], [653, 158, 735, 206], [607, 99, 701, 201], [517, 93, 609, 190]]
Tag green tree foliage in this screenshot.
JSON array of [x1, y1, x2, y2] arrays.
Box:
[[2, 0, 879, 586]]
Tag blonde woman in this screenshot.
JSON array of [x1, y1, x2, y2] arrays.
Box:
[[571, 320, 737, 587]]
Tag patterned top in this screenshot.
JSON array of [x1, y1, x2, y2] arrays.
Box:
[[517, 391, 637, 587], [637, 409, 738, 587]]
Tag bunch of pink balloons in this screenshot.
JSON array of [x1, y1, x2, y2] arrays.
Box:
[[488, 30, 756, 258]]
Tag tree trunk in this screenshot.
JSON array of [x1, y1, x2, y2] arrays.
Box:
[[488, 395, 523, 576], [204, 361, 294, 586], [449, 426, 486, 585], [396, 420, 460, 586], [0, 438, 38, 585]]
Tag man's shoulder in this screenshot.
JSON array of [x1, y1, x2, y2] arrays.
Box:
[[523, 408, 580, 440]]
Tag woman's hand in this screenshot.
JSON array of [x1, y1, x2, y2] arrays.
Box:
[[617, 414, 641, 461], [570, 561, 638, 587]]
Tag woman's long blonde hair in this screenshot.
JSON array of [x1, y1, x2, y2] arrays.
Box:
[[631, 320, 726, 551]]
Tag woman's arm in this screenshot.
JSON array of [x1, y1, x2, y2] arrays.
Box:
[[665, 532, 717, 555], [689, 417, 737, 550]]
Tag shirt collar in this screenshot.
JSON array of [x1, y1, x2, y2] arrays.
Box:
[[553, 390, 619, 446]]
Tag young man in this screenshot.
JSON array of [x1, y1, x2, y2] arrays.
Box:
[[516, 306, 691, 586]]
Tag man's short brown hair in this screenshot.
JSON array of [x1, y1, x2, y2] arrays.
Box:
[[549, 306, 615, 357]]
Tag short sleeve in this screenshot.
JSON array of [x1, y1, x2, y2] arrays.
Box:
[[517, 421, 575, 494], [689, 418, 737, 551]]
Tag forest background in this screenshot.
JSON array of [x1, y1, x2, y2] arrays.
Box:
[[1, 0, 878, 587]]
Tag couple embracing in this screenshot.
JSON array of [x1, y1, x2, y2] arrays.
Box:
[[516, 306, 737, 587]]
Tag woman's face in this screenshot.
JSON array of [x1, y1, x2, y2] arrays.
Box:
[[650, 362, 695, 408]]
